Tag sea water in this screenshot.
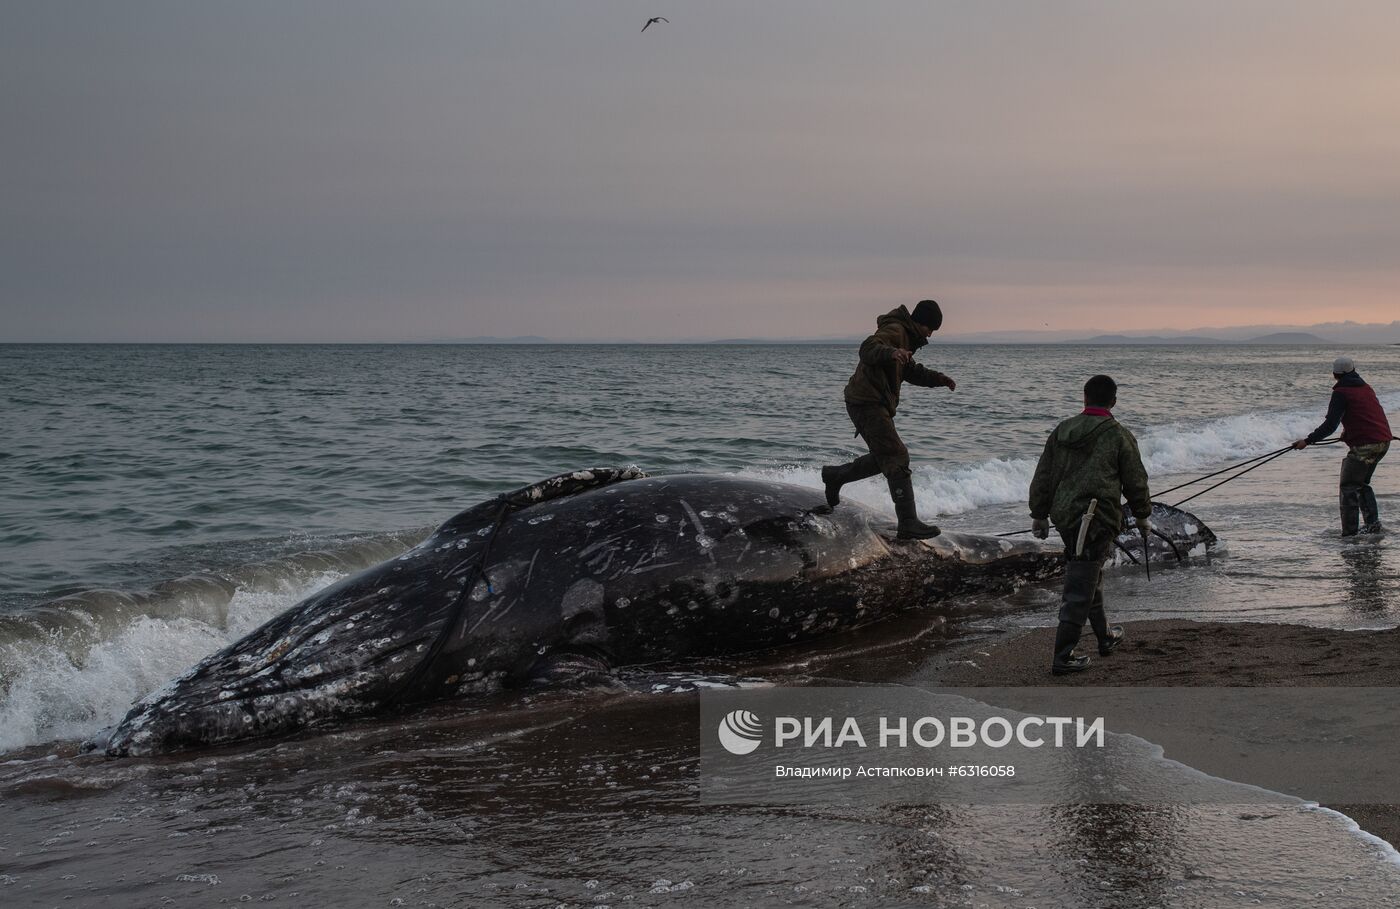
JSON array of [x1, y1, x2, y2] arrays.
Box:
[[1, 342, 1398, 906]]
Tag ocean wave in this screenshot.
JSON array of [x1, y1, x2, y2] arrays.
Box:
[[740, 392, 1400, 518], [0, 531, 426, 753], [0, 574, 348, 753]]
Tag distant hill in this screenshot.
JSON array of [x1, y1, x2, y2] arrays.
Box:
[[440, 335, 553, 344], [1068, 332, 1331, 345], [1073, 334, 1227, 345], [953, 320, 1398, 345], [705, 338, 857, 345], [1245, 332, 1330, 344]]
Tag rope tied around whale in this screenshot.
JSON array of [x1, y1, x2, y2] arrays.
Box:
[[380, 467, 650, 709], [385, 497, 515, 709]]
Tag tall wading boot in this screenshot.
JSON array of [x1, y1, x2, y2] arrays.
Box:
[[1360, 486, 1383, 534], [1086, 575, 1125, 656], [1340, 486, 1363, 537], [887, 474, 940, 540], [820, 454, 881, 509], [1052, 560, 1100, 675]]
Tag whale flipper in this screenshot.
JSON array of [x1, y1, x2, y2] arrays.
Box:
[[524, 651, 614, 685]]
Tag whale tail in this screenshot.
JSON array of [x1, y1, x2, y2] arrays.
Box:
[[1114, 502, 1217, 566]]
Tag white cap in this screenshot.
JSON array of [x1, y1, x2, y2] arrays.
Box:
[[1333, 355, 1355, 375]]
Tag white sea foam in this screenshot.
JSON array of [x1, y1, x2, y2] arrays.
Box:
[[741, 392, 1399, 517], [0, 572, 344, 753]]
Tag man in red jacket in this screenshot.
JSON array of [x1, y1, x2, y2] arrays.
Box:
[[1293, 356, 1393, 535]]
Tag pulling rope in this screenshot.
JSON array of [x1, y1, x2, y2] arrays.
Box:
[[1151, 445, 1294, 499], [996, 436, 1347, 538], [1149, 528, 1185, 564], [1169, 438, 1344, 507], [1168, 447, 1292, 507]]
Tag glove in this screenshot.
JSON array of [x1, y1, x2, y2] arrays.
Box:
[[1135, 515, 1152, 534], [1031, 517, 1050, 540]]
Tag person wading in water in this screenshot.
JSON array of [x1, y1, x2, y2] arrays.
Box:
[[820, 299, 955, 539], [1293, 356, 1393, 536]]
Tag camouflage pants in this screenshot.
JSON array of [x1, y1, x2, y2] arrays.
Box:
[[1342, 442, 1389, 487], [1341, 442, 1389, 532], [1344, 442, 1388, 470], [846, 402, 910, 480]]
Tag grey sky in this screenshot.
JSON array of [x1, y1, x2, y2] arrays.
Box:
[[4, 1, 1400, 341]]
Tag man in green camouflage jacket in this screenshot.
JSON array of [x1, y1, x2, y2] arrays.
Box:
[[821, 300, 956, 539], [1029, 374, 1153, 675]]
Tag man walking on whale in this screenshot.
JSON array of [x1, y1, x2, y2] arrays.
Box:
[[1293, 356, 1393, 536], [821, 299, 955, 539], [1029, 374, 1152, 675]]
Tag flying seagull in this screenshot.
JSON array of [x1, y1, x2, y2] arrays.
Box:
[[642, 17, 668, 33]]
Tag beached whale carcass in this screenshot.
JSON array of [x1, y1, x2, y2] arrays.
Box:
[[93, 468, 1215, 756]]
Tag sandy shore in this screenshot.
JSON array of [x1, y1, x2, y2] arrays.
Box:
[[930, 619, 1400, 850], [933, 619, 1400, 687]]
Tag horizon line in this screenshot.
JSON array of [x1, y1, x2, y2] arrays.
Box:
[[6, 339, 1400, 347], [6, 320, 1399, 346]]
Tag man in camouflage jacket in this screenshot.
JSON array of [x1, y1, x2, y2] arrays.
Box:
[[1029, 374, 1152, 675], [820, 300, 956, 539]]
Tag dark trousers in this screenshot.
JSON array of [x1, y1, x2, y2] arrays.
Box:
[[846, 402, 911, 480], [1055, 525, 1115, 645], [1341, 442, 1389, 533]]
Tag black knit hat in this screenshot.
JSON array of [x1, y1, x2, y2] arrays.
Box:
[[911, 299, 942, 330]]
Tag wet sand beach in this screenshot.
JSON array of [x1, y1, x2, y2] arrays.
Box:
[[934, 619, 1400, 688], [932, 618, 1400, 849]]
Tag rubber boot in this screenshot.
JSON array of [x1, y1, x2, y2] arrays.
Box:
[[1052, 623, 1091, 675], [1052, 561, 1099, 675], [1340, 486, 1362, 537], [1360, 486, 1383, 534], [1086, 575, 1124, 655], [820, 454, 880, 509], [887, 474, 940, 540]]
